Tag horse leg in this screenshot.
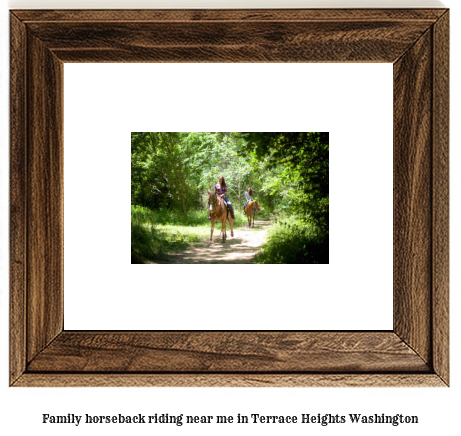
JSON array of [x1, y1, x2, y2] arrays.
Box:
[[210, 219, 215, 241], [227, 216, 234, 237], [222, 219, 226, 242]]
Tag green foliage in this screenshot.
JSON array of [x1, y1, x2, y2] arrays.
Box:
[[131, 132, 196, 217], [254, 216, 329, 264], [132, 132, 257, 214], [131, 206, 161, 263], [131, 205, 249, 263], [239, 132, 329, 231], [131, 132, 329, 263], [131, 205, 198, 263]]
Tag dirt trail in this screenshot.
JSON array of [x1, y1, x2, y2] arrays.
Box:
[[154, 218, 272, 264]]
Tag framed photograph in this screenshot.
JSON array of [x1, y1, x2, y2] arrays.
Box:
[[10, 9, 449, 386]]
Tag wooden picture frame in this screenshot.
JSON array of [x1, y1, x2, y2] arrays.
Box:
[[10, 9, 449, 387]]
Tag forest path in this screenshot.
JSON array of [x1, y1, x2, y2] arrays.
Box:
[[154, 218, 272, 264]]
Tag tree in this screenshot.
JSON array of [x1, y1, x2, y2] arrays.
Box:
[[239, 132, 329, 231], [131, 132, 194, 217], [131, 132, 328, 230]]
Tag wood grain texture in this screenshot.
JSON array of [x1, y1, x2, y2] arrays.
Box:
[[27, 21, 432, 63], [27, 332, 429, 373], [9, 13, 27, 385], [13, 374, 446, 388], [12, 9, 447, 22], [432, 11, 449, 385], [393, 29, 432, 364], [9, 9, 449, 387], [26, 34, 64, 362]]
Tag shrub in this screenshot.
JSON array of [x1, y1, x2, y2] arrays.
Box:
[[254, 216, 328, 264]]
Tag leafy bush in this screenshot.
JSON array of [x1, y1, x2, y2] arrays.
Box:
[[254, 216, 328, 264], [131, 222, 157, 264]]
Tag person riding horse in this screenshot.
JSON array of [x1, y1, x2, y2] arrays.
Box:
[[208, 175, 235, 220], [244, 187, 260, 227], [244, 187, 254, 210]]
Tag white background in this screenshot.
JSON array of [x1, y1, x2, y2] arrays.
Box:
[[63, 63, 392, 331], [0, 1, 458, 436]]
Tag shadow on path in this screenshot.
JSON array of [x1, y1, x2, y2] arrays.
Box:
[[153, 218, 272, 264]]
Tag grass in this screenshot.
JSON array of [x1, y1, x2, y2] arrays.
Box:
[[254, 215, 329, 264], [131, 205, 251, 263], [132, 206, 328, 264]]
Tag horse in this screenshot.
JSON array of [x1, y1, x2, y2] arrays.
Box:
[[244, 200, 260, 228], [207, 190, 234, 242]]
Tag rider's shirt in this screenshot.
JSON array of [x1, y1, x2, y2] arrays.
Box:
[[215, 183, 227, 197]]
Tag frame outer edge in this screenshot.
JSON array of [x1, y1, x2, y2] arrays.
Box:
[[12, 374, 447, 388], [9, 8, 448, 23], [9, 12, 28, 386], [9, 9, 449, 388], [432, 10, 449, 386]]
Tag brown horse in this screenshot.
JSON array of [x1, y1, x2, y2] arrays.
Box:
[[244, 200, 260, 228], [208, 190, 234, 242]]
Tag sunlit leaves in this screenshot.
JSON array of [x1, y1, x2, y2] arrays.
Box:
[[238, 132, 329, 231]]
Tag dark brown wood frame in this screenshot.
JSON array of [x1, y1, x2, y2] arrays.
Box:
[[10, 9, 449, 387]]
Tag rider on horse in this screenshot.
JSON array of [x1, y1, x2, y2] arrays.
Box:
[[243, 187, 260, 227], [208, 175, 235, 220], [244, 187, 254, 210]]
